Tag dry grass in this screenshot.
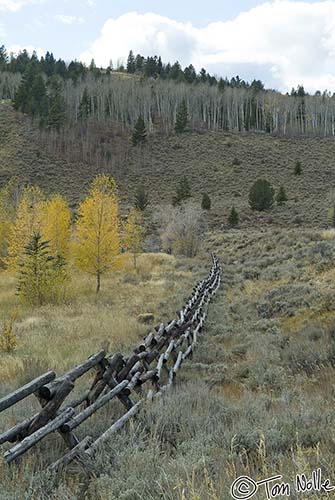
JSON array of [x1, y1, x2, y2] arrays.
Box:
[[0, 251, 195, 399], [3, 230, 335, 500]]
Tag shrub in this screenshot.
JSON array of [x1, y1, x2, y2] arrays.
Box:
[[228, 206, 239, 227], [160, 205, 204, 257], [249, 179, 274, 211], [134, 185, 149, 211], [276, 186, 288, 205], [201, 193, 211, 210], [132, 116, 147, 146], [172, 176, 191, 206], [0, 310, 18, 353], [294, 160, 303, 175]]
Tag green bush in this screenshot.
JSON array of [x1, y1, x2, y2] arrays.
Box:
[[249, 179, 274, 211], [201, 193, 211, 210]]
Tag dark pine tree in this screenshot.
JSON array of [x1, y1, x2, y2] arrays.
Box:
[[79, 87, 91, 120], [17, 233, 54, 306], [228, 207, 239, 227], [276, 186, 288, 205], [175, 99, 188, 133], [294, 160, 303, 176], [127, 50, 136, 74], [173, 176, 191, 206], [201, 193, 211, 210], [249, 179, 275, 211], [132, 116, 147, 146], [134, 185, 149, 211]]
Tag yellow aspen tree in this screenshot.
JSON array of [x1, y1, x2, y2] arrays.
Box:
[[0, 177, 22, 266], [7, 185, 45, 270], [41, 194, 71, 257], [74, 174, 120, 293], [123, 208, 145, 268]]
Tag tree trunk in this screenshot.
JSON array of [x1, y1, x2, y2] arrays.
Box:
[[96, 271, 101, 293]]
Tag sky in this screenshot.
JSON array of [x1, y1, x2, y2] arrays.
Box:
[[1, 0, 335, 92]]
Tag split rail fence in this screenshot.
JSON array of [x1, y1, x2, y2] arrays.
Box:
[[0, 254, 221, 472]]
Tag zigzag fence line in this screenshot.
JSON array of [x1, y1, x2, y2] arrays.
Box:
[[0, 253, 221, 472]]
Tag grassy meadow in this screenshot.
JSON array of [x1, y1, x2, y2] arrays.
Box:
[[0, 228, 334, 499]]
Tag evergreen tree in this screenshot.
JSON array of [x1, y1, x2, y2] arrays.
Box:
[[175, 99, 188, 133], [17, 233, 54, 306], [79, 87, 91, 120], [249, 179, 274, 211], [228, 207, 239, 227], [134, 185, 149, 211], [173, 176, 191, 206], [127, 50, 136, 74], [0, 45, 8, 71], [132, 116, 147, 146], [201, 193, 211, 210], [276, 186, 288, 205], [170, 61, 182, 80], [294, 160, 303, 176], [135, 54, 145, 72]]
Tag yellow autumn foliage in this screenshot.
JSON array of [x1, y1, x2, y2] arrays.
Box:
[[0, 178, 22, 266], [6, 185, 45, 270], [123, 208, 145, 267], [74, 174, 120, 292], [41, 194, 71, 257]]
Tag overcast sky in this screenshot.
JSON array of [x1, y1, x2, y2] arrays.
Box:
[[1, 0, 335, 92]]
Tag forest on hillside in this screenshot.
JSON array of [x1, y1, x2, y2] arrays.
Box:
[[2, 45, 335, 169]]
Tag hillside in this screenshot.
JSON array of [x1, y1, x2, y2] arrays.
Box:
[[1, 101, 335, 228]]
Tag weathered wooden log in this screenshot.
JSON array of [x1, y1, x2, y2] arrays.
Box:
[[66, 390, 90, 410], [0, 371, 56, 413], [126, 372, 141, 392], [39, 351, 106, 400], [102, 370, 134, 410], [4, 407, 75, 463], [49, 436, 93, 473], [0, 388, 86, 446], [183, 345, 193, 361], [128, 361, 143, 378], [156, 354, 165, 380], [28, 380, 74, 435], [145, 350, 159, 364], [116, 354, 139, 381], [61, 380, 129, 433], [138, 370, 158, 385], [85, 401, 141, 457], [163, 340, 175, 363], [173, 351, 183, 373], [165, 320, 176, 333], [0, 413, 38, 445]]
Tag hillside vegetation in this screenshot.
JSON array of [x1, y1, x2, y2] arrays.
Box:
[[1, 101, 335, 229]]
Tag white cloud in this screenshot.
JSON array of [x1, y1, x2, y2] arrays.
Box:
[[54, 14, 85, 25], [80, 2, 335, 92], [8, 44, 44, 58], [0, 0, 43, 12]]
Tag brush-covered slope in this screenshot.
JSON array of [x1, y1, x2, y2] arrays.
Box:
[[1, 101, 335, 226]]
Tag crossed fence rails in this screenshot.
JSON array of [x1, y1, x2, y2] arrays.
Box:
[[0, 253, 221, 472]]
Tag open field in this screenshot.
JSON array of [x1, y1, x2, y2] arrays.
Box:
[[0, 228, 334, 499]]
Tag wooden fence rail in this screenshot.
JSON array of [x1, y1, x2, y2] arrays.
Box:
[[0, 253, 221, 472]]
